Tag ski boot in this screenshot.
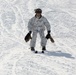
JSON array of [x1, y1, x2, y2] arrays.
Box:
[[31, 47, 38, 53], [42, 46, 46, 53], [31, 47, 35, 51]]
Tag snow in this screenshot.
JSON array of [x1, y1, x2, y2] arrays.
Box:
[[0, 0, 76, 75]]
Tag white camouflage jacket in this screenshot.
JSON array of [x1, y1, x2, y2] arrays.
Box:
[[28, 16, 51, 32]]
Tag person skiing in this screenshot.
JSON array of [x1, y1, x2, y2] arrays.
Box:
[[25, 8, 53, 53]]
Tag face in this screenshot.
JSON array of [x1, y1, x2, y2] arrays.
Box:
[[36, 13, 41, 17]]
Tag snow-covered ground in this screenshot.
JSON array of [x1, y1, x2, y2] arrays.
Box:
[[0, 0, 76, 75]]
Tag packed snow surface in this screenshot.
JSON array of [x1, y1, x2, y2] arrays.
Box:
[[0, 0, 76, 75]]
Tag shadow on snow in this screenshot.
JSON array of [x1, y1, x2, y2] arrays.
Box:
[[44, 51, 75, 59]]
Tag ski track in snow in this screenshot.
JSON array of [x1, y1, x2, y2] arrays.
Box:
[[0, 0, 76, 75]]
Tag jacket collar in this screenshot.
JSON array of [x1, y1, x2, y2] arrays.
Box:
[[35, 15, 42, 19]]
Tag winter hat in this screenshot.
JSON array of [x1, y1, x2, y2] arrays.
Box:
[[35, 8, 42, 13]]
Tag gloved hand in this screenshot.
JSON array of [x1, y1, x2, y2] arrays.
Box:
[[46, 30, 51, 39], [29, 31, 32, 34], [24, 31, 32, 42], [46, 30, 55, 43]]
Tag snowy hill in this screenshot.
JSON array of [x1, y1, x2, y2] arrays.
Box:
[[0, 0, 76, 75]]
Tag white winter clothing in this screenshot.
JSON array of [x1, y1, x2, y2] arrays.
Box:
[[30, 30, 47, 47], [28, 16, 51, 47], [28, 16, 51, 32]]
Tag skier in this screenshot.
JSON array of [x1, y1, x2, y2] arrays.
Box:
[[25, 8, 53, 53]]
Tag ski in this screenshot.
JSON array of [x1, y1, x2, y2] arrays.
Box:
[[32, 50, 45, 54]]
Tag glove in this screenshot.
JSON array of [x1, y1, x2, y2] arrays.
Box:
[[46, 30, 55, 43], [46, 30, 51, 39], [24, 31, 32, 42]]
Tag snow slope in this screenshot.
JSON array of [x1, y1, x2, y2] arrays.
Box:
[[0, 0, 76, 75]]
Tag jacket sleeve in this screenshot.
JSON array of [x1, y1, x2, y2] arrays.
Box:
[[28, 18, 33, 31], [44, 17, 51, 31]]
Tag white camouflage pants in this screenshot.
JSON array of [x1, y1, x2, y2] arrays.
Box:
[[30, 29, 47, 47]]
